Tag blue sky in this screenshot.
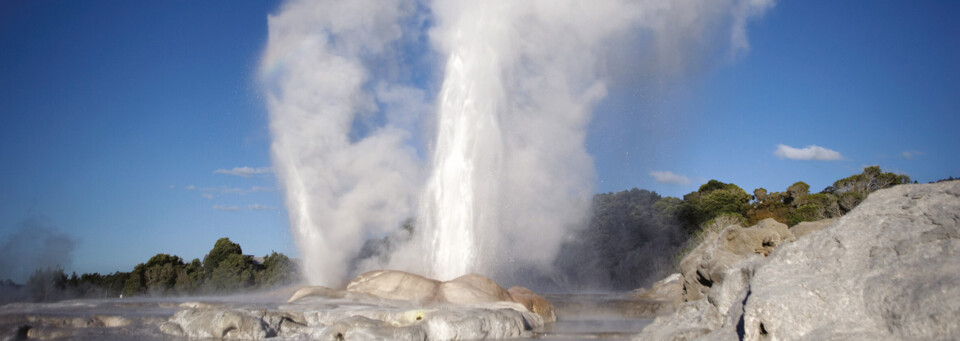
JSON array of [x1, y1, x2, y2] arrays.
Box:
[[1, 0, 958, 281], [591, 0, 960, 196]]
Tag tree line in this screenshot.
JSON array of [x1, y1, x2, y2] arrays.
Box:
[[554, 166, 914, 290], [15, 238, 299, 302]]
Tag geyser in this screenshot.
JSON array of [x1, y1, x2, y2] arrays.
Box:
[[414, 1, 638, 281], [262, 0, 773, 287]]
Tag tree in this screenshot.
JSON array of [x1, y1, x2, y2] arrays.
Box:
[[785, 182, 810, 205], [123, 264, 146, 296], [204, 238, 243, 272], [142, 254, 184, 295], [207, 254, 256, 292], [828, 166, 910, 212], [753, 188, 768, 203], [175, 258, 204, 294], [679, 180, 751, 231], [554, 188, 686, 290], [256, 252, 299, 287]]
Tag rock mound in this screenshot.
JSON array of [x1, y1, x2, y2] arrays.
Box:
[[789, 217, 837, 238], [507, 286, 557, 322], [344, 270, 555, 322], [679, 218, 794, 308], [633, 273, 683, 309], [160, 271, 555, 339], [639, 181, 960, 340], [346, 270, 440, 303]]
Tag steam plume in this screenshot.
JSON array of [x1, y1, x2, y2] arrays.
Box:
[[261, 0, 424, 285], [0, 216, 76, 283], [263, 0, 772, 287]]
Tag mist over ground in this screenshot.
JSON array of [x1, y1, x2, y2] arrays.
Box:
[[0, 216, 75, 284]]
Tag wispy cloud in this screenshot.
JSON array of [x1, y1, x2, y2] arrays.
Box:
[[216, 187, 245, 194], [185, 186, 266, 195], [650, 170, 691, 185], [201, 193, 214, 200], [248, 204, 276, 211], [213, 205, 240, 211], [213, 166, 272, 178], [901, 150, 925, 160], [774, 144, 842, 161]]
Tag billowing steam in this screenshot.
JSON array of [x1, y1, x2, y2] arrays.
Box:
[[262, 0, 772, 287], [0, 216, 76, 283], [261, 0, 426, 285]]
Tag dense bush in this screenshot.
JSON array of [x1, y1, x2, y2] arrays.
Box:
[[741, 167, 903, 227], [824, 166, 910, 212], [17, 237, 305, 300], [204, 238, 243, 271], [678, 180, 751, 232], [554, 188, 686, 290]]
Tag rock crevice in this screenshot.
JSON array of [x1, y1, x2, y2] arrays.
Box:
[[638, 181, 960, 341]]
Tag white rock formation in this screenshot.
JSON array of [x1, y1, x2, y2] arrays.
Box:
[[638, 181, 960, 340], [788, 217, 837, 238], [158, 271, 552, 339]]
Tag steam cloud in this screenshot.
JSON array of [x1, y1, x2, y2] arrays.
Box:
[[263, 0, 772, 287], [262, 0, 425, 285], [0, 217, 76, 283]]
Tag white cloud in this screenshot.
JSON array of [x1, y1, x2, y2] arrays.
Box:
[[185, 185, 197, 190], [901, 150, 925, 160], [248, 204, 276, 211], [774, 144, 842, 161], [201, 193, 214, 200], [213, 166, 272, 178], [650, 171, 691, 185], [213, 205, 240, 211]]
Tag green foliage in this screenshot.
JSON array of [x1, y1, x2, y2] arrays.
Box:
[[697, 180, 730, 194], [827, 166, 910, 212], [700, 187, 751, 217], [123, 264, 145, 296], [175, 258, 204, 294], [788, 204, 824, 226], [207, 254, 256, 292], [256, 252, 299, 287], [143, 254, 184, 295], [753, 188, 768, 202], [17, 238, 296, 302], [785, 181, 810, 205], [554, 188, 687, 290], [679, 180, 751, 231], [204, 238, 243, 271]]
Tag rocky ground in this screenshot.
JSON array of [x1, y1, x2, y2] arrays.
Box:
[[0, 271, 562, 340], [636, 180, 960, 340], [4, 181, 954, 340]]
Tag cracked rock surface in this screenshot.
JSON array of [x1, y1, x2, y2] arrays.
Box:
[[1, 272, 552, 340], [638, 181, 960, 341]]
